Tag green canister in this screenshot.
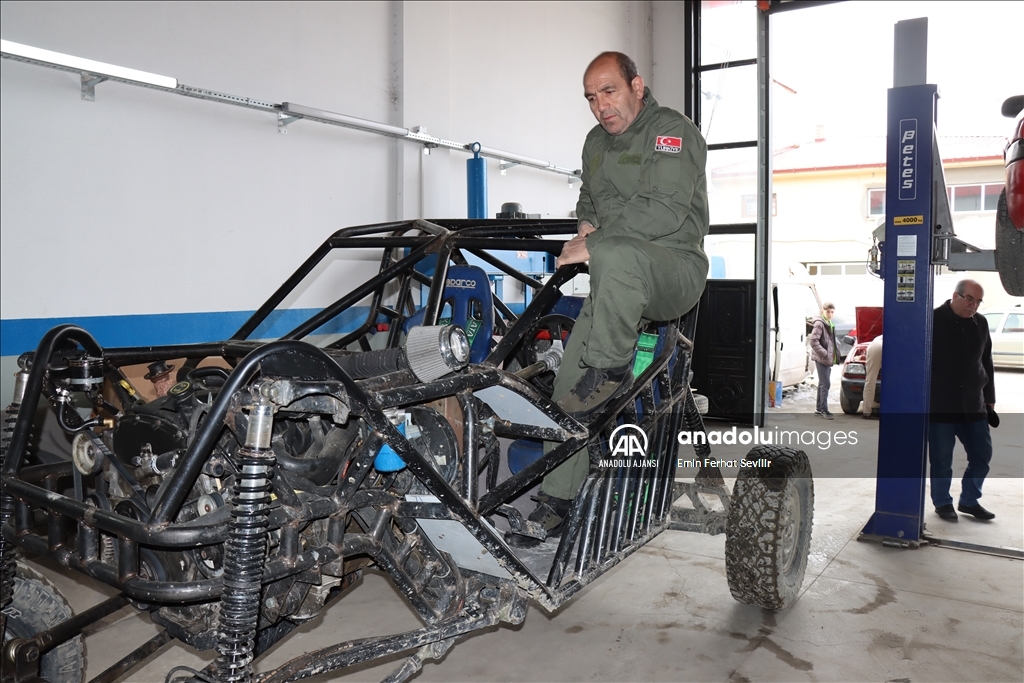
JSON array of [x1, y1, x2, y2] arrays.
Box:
[[632, 331, 659, 378]]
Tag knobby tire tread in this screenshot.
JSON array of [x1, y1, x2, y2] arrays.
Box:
[[724, 446, 813, 610], [995, 188, 1024, 297], [5, 563, 86, 683]]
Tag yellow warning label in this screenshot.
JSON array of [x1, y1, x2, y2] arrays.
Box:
[[893, 215, 925, 225]]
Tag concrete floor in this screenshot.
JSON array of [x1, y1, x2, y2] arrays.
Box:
[[18, 369, 1024, 682]]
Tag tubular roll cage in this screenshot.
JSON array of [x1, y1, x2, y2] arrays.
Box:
[[1, 219, 715, 682]]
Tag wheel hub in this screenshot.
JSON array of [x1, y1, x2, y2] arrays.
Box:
[[778, 484, 802, 573]]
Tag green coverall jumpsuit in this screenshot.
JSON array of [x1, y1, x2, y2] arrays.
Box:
[[542, 88, 710, 500]]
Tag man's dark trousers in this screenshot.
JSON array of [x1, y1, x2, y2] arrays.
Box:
[[928, 419, 992, 508]]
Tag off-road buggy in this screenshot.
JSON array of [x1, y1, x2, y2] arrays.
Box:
[[0, 218, 814, 683]]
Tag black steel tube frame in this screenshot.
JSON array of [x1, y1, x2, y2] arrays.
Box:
[[1, 219, 712, 682], [89, 630, 175, 683], [257, 581, 525, 683]]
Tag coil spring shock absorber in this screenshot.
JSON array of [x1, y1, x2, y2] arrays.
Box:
[[683, 386, 725, 488], [215, 400, 276, 683], [682, 386, 711, 460], [0, 367, 30, 626]]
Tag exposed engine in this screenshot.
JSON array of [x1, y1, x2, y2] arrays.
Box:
[[9, 325, 469, 652]]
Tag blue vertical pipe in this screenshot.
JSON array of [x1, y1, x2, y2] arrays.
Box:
[[466, 142, 487, 219]]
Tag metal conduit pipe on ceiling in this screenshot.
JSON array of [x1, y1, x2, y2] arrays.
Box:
[[1, 39, 581, 181]]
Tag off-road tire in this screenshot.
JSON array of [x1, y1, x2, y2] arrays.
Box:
[[3, 563, 86, 683], [995, 188, 1024, 297], [725, 446, 814, 610], [839, 391, 859, 415]]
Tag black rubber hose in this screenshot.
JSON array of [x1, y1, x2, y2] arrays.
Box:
[[3, 324, 104, 476], [332, 348, 409, 379], [187, 366, 229, 386], [273, 424, 358, 486]]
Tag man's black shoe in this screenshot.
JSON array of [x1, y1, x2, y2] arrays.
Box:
[[557, 364, 632, 418], [957, 503, 995, 520], [935, 504, 958, 522], [507, 493, 572, 548]]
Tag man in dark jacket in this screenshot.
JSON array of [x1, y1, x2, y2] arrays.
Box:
[[807, 302, 838, 419], [929, 279, 997, 522]]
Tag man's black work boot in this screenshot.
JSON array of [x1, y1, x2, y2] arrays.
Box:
[[557, 364, 632, 419], [507, 492, 572, 548]]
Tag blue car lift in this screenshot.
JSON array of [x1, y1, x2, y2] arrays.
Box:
[[858, 18, 937, 547], [860, 20, 1021, 558]]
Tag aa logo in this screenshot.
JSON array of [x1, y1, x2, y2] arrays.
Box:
[[609, 424, 648, 458]]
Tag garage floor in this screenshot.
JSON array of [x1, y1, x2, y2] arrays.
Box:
[[17, 369, 1024, 683]]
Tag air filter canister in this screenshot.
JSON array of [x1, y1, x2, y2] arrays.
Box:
[[405, 325, 471, 382]]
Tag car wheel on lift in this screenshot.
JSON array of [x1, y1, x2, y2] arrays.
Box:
[[3, 563, 86, 683], [839, 391, 859, 415], [725, 446, 814, 610], [995, 188, 1024, 297]]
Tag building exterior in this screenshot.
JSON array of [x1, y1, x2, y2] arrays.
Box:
[[707, 133, 1014, 313]]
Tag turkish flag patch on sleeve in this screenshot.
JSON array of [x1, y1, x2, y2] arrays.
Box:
[[655, 136, 682, 153]]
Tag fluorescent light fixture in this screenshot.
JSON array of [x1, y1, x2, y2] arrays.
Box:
[[281, 102, 409, 138], [0, 39, 177, 89]]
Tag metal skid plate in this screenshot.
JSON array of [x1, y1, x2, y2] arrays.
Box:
[[406, 494, 512, 579], [474, 386, 560, 430]]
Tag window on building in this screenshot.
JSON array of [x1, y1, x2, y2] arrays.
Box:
[[740, 193, 777, 218], [806, 262, 871, 276], [868, 188, 885, 215], [948, 183, 1003, 212]]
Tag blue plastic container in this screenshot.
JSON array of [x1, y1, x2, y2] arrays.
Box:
[[508, 438, 544, 475], [374, 421, 407, 472]]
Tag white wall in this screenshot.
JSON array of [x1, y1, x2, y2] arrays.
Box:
[[1, 1, 396, 320], [1, 1, 668, 330]]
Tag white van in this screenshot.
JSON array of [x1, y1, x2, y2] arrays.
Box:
[[556, 261, 822, 388], [770, 266, 823, 387]]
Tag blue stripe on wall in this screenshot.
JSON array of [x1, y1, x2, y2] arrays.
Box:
[[0, 308, 374, 356], [1, 303, 531, 357]]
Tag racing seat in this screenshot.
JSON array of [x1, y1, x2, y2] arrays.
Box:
[[404, 265, 494, 363]]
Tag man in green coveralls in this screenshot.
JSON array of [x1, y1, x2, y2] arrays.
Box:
[[522, 52, 709, 539]]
